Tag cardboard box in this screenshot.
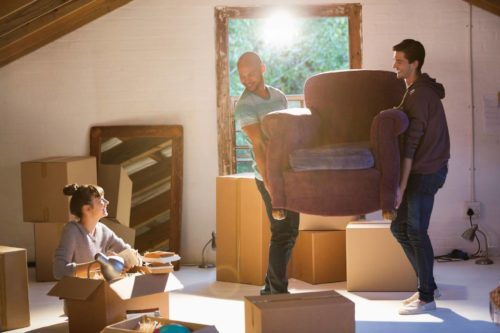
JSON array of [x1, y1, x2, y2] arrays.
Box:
[[0, 246, 30, 331], [34, 222, 65, 281], [101, 315, 219, 333], [299, 214, 358, 231], [99, 165, 133, 227], [48, 273, 183, 333], [21, 156, 97, 223], [346, 221, 417, 291], [101, 218, 136, 247], [291, 230, 346, 284], [216, 174, 270, 285], [245, 291, 354, 333]]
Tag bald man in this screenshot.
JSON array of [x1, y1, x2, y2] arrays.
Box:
[[234, 52, 300, 295]]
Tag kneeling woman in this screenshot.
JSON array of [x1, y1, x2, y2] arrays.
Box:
[[53, 183, 137, 280]]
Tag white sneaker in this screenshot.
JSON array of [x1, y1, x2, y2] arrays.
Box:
[[399, 300, 436, 315], [402, 288, 441, 305]]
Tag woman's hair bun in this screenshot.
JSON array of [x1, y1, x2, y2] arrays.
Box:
[[63, 184, 79, 196]]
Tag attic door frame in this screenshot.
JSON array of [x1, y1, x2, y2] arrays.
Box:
[[214, 4, 362, 176]]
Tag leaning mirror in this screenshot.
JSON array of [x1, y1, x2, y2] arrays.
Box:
[[90, 125, 183, 267]]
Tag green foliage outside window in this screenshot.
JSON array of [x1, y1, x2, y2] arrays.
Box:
[[229, 17, 350, 96]]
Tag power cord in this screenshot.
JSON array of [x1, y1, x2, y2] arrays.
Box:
[[467, 208, 481, 257]]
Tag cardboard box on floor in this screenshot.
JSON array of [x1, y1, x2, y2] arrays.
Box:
[[291, 230, 346, 284], [299, 213, 358, 231], [48, 273, 183, 333], [99, 165, 133, 227], [21, 156, 97, 223], [101, 315, 219, 333], [34, 222, 65, 281], [245, 291, 354, 333], [216, 174, 270, 285], [0, 246, 30, 331], [346, 221, 417, 291]]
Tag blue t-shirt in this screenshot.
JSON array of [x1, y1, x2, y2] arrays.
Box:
[[234, 85, 288, 180]]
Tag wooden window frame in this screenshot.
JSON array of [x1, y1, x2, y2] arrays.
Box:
[[215, 4, 362, 175]]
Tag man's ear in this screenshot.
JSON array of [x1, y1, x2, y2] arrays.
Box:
[[410, 60, 419, 72], [261, 63, 266, 74]]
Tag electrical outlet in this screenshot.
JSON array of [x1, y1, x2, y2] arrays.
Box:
[[464, 201, 481, 219]]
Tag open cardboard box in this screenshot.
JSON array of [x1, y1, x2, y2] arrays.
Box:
[[48, 273, 183, 333], [101, 315, 218, 333]]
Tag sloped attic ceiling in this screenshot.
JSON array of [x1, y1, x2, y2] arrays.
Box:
[[463, 0, 500, 16], [0, 1, 498, 69], [0, 0, 132, 68]]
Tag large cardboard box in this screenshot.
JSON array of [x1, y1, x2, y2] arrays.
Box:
[[101, 315, 219, 333], [216, 174, 270, 285], [34, 222, 65, 281], [0, 246, 30, 331], [346, 221, 417, 291], [21, 156, 97, 223], [299, 214, 358, 231], [48, 273, 183, 333], [99, 165, 133, 227], [245, 291, 354, 333], [291, 230, 346, 284]]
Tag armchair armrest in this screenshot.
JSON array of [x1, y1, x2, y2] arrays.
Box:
[[370, 108, 409, 211], [262, 108, 322, 209]]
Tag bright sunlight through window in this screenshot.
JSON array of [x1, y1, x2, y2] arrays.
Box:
[[259, 10, 300, 48]]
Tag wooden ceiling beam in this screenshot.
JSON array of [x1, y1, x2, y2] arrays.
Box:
[[0, 0, 132, 67], [463, 0, 500, 17]]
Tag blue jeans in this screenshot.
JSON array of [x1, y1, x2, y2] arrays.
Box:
[[255, 179, 299, 294], [391, 164, 448, 303]]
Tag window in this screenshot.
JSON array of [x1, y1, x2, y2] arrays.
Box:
[[215, 4, 362, 175]]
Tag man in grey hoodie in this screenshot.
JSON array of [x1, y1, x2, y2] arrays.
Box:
[[390, 39, 450, 315]]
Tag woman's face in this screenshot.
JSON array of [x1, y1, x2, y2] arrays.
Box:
[[85, 196, 109, 220]]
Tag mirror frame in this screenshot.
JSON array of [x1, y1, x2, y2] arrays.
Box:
[[90, 125, 183, 266]]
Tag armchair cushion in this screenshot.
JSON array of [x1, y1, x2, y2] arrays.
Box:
[[289, 141, 374, 171]]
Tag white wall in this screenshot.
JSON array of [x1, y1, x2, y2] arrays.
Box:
[[0, 0, 498, 264]]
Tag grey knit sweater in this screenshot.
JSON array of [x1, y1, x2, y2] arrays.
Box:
[[53, 221, 131, 280]]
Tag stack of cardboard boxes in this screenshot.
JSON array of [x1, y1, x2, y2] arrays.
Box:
[[215, 173, 354, 286]]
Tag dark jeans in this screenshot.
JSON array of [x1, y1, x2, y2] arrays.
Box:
[[255, 179, 300, 294], [391, 164, 448, 303]]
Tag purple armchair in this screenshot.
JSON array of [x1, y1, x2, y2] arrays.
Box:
[[262, 70, 408, 217]]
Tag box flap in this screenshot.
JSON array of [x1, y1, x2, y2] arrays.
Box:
[[47, 276, 105, 300], [109, 273, 183, 300]]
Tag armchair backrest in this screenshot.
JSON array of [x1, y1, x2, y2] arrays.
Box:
[[304, 69, 405, 144]]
